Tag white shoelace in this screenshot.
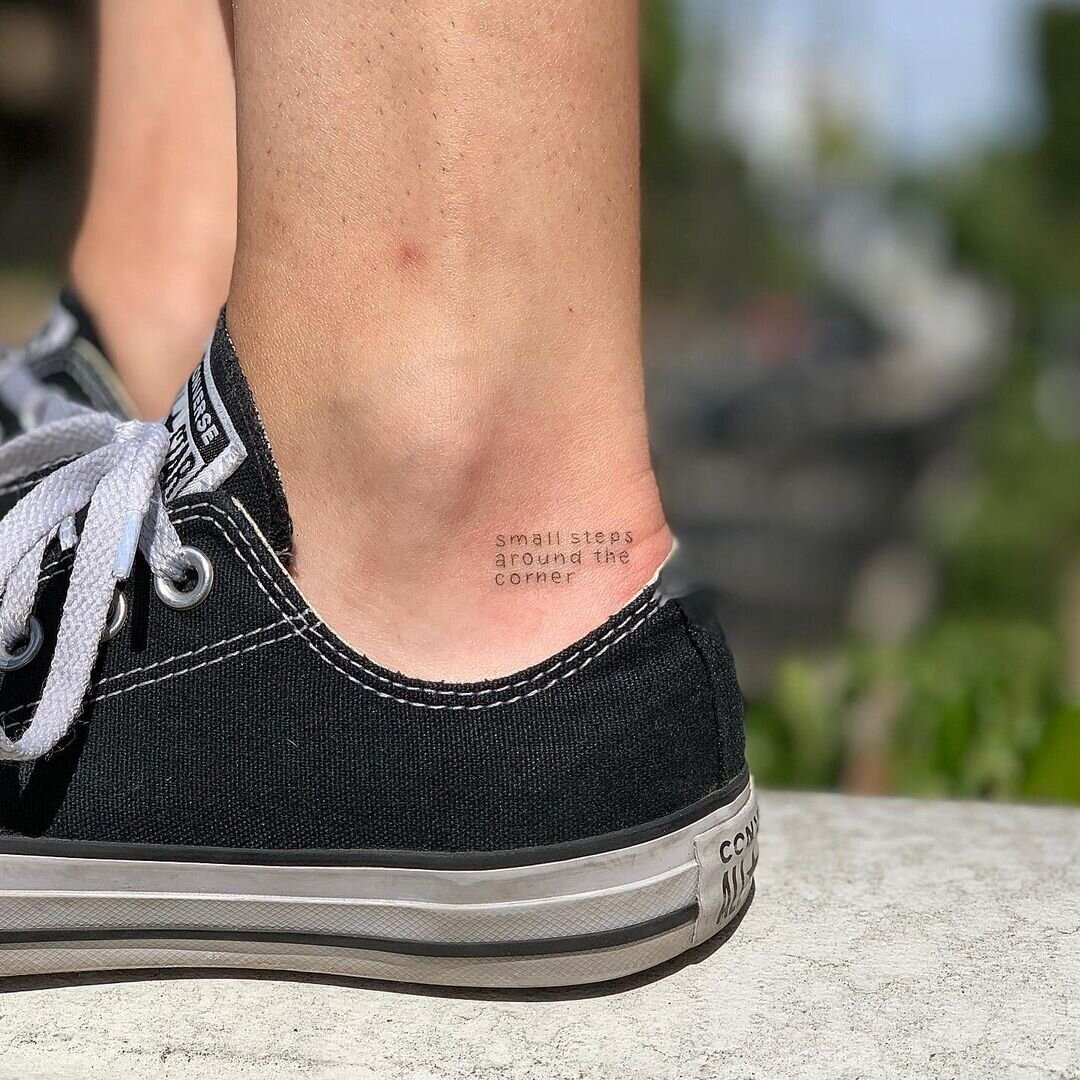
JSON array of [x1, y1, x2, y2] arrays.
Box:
[[0, 417, 187, 762]]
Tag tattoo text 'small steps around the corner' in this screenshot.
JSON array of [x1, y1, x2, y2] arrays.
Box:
[[493, 531, 634, 587]]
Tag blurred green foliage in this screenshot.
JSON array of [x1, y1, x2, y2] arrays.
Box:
[[1038, 7, 1080, 202], [937, 9, 1080, 305], [640, 0, 808, 303], [736, 5, 1080, 802], [748, 323, 1080, 800], [1025, 705, 1080, 800], [749, 620, 1060, 798]]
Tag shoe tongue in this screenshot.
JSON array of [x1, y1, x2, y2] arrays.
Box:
[[21, 289, 94, 360], [56, 288, 107, 355], [160, 314, 294, 563], [16, 288, 134, 421]]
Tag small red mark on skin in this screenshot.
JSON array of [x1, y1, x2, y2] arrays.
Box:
[[399, 241, 425, 269]]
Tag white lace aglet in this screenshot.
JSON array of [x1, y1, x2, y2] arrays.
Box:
[[113, 510, 144, 580]]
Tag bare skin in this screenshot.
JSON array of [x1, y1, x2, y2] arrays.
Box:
[[70, 0, 237, 418], [227, 0, 670, 680]]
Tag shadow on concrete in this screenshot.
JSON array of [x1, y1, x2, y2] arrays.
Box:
[[0, 885, 755, 1003]]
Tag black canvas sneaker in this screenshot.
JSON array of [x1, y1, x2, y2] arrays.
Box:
[[0, 289, 133, 440], [0, 318, 757, 989]]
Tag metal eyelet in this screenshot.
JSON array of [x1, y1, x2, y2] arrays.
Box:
[[101, 589, 128, 642], [0, 616, 43, 672], [154, 546, 214, 611]]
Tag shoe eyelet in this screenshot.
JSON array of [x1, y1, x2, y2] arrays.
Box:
[[0, 616, 43, 672], [154, 546, 214, 611], [101, 589, 128, 642]]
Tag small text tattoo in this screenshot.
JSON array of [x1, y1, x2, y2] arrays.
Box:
[[492, 530, 634, 587]]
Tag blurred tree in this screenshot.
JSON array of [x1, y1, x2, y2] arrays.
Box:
[[639, 0, 808, 302], [735, 0, 1080, 805], [641, 0, 685, 185], [1038, 6, 1080, 201], [937, 6, 1080, 304]]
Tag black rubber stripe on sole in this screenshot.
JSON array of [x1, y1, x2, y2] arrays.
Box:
[[0, 769, 749, 870], [0, 904, 697, 959]]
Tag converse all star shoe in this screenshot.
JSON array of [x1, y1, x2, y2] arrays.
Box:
[[0, 318, 757, 989], [0, 289, 133, 438]]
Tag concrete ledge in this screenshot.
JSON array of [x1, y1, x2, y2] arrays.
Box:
[[1, 792, 1078, 1079]]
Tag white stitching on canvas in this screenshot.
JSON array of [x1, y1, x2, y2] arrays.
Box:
[[172, 501, 661, 701], [173, 501, 662, 709], [90, 630, 297, 704], [32, 608, 654, 716], [38, 557, 72, 586], [31, 548, 298, 685], [283, 606, 659, 712], [2, 500, 660, 716], [96, 618, 295, 685], [2, 630, 297, 722], [190, 501, 646, 689], [0, 620, 297, 722]]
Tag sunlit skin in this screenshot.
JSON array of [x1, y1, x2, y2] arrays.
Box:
[[227, 0, 672, 680], [71, 0, 237, 418]]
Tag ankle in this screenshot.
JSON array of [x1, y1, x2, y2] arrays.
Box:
[[291, 482, 674, 682], [231, 315, 669, 680]]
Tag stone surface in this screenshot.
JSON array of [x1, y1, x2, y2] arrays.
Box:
[[1, 791, 1077, 1079]]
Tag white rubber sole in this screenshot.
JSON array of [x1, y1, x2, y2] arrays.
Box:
[[0, 779, 758, 988]]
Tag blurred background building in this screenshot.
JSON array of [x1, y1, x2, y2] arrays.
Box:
[[1, 0, 1078, 803]]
